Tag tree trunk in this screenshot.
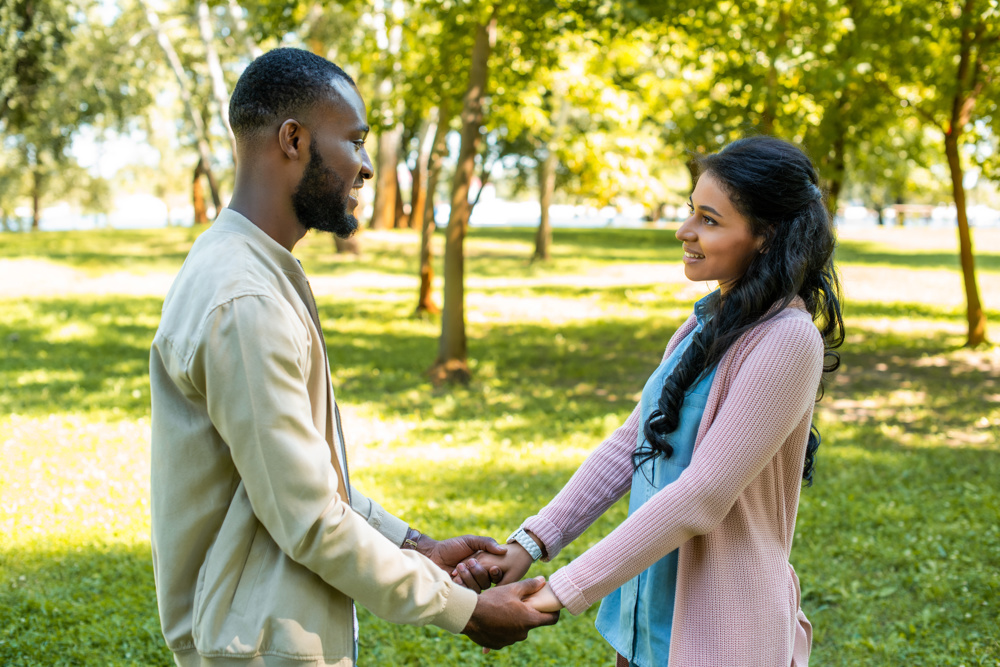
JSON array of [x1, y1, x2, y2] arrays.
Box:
[[143, 0, 222, 218], [31, 167, 41, 230], [198, 0, 237, 164], [430, 16, 495, 385], [534, 159, 554, 262], [193, 158, 209, 224], [408, 115, 435, 232], [942, 0, 988, 347], [823, 124, 846, 219], [370, 125, 402, 229], [393, 168, 409, 228], [416, 106, 447, 316], [945, 132, 987, 346], [227, 0, 263, 59], [533, 93, 569, 262]]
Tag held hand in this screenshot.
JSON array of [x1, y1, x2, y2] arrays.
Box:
[[452, 542, 534, 592], [524, 582, 563, 613], [411, 533, 506, 590], [462, 576, 560, 651]]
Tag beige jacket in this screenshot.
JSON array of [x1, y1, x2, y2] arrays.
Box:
[[150, 209, 477, 667]]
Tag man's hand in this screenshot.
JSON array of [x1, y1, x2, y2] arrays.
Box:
[[406, 531, 506, 590], [462, 576, 560, 650], [452, 542, 534, 592]]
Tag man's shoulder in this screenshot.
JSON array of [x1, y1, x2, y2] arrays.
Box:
[[155, 229, 301, 354]]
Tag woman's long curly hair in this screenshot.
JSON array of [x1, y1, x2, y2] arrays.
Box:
[[635, 136, 844, 485]]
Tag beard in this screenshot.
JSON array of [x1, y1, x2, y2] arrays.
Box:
[[291, 139, 360, 239]]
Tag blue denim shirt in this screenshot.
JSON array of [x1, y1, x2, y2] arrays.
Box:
[[595, 294, 718, 667]]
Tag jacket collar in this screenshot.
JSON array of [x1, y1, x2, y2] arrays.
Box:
[[211, 208, 306, 278]]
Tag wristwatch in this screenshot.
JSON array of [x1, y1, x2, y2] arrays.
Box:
[[506, 527, 543, 561]]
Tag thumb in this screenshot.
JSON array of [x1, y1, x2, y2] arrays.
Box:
[[467, 535, 507, 555], [514, 575, 547, 598]]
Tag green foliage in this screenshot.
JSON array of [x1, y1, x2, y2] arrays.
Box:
[[1, 226, 999, 665]]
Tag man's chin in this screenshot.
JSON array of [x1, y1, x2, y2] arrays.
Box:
[[301, 213, 359, 239], [333, 214, 359, 239]]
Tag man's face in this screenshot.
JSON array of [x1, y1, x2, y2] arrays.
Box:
[[291, 81, 373, 238]]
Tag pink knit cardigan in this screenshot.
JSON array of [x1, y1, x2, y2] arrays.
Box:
[[523, 302, 822, 667]]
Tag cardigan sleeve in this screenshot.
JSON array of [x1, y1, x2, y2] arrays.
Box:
[[521, 402, 642, 559], [547, 316, 824, 614], [523, 316, 700, 559]]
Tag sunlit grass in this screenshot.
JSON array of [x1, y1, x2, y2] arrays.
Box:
[[1, 224, 999, 666]]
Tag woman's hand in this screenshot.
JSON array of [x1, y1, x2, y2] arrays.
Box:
[[452, 542, 535, 592], [524, 582, 563, 613]]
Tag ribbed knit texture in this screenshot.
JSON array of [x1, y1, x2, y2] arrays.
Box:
[[523, 303, 822, 667]]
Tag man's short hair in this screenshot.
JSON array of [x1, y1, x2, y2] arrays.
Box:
[[229, 48, 355, 142]]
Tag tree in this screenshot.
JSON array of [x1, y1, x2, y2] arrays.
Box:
[[140, 0, 224, 220], [874, 0, 998, 347], [1, 0, 146, 228], [430, 11, 495, 385]]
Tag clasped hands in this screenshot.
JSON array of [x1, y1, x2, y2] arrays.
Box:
[[412, 531, 561, 651]]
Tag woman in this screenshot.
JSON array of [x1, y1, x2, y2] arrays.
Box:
[[455, 136, 844, 666]]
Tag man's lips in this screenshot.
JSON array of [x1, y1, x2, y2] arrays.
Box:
[[348, 185, 362, 208]]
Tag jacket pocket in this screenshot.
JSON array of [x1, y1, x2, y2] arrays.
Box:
[[231, 522, 269, 616]]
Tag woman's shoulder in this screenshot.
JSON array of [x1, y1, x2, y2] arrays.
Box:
[[751, 303, 825, 355]]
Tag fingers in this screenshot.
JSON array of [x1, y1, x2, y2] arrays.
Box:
[[453, 561, 484, 593], [498, 569, 523, 586], [466, 558, 494, 590], [480, 537, 508, 556], [513, 575, 547, 598], [538, 609, 560, 627], [489, 565, 503, 584]]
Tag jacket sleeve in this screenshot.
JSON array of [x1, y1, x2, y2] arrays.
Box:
[[350, 487, 409, 547], [190, 295, 476, 633], [548, 318, 824, 614]]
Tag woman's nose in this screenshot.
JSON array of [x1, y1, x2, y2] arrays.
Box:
[[676, 217, 696, 242]]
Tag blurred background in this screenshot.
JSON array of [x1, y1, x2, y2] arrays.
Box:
[[2, 2, 999, 665], [2, 0, 998, 235]]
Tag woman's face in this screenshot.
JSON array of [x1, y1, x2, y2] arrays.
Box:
[[676, 172, 762, 292]]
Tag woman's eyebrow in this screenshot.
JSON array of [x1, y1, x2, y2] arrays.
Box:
[[689, 197, 724, 218]]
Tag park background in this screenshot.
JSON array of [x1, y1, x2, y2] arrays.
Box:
[[2, 0, 999, 665]]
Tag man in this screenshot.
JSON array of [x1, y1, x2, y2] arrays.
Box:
[[149, 48, 557, 667]]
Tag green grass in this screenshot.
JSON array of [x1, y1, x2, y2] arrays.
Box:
[[1, 224, 999, 666]]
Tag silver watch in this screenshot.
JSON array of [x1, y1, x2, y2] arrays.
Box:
[[506, 527, 543, 561]]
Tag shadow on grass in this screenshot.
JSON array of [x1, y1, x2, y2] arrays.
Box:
[[843, 300, 1000, 322], [0, 227, 202, 273], [793, 426, 1000, 666], [0, 297, 161, 418], [0, 543, 171, 666], [836, 239, 1000, 272]]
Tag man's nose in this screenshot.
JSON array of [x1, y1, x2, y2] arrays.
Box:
[[361, 150, 374, 180]]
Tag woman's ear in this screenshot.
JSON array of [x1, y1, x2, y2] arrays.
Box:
[[756, 228, 774, 254]]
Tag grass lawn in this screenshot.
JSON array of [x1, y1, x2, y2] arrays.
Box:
[[1, 223, 999, 666]]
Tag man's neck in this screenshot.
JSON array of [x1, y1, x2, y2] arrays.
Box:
[[228, 188, 306, 252]]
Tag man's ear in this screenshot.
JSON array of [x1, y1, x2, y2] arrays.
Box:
[[278, 119, 306, 161]]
